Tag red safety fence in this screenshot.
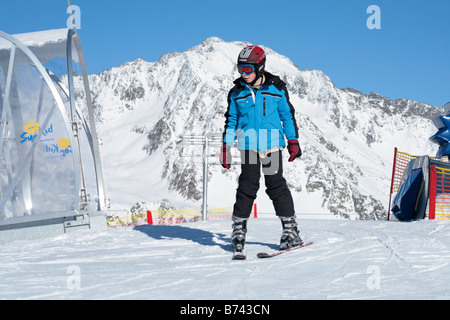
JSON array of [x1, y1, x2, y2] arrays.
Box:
[[388, 147, 450, 220], [430, 165, 450, 220], [388, 148, 417, 220]]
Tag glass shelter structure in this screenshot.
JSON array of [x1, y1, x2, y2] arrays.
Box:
[[0, 28, 107, 243]]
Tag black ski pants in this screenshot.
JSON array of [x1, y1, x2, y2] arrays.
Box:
[[232, 150, 295, 219]]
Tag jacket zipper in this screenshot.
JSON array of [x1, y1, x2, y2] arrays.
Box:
[[263, 98, 266, 116]]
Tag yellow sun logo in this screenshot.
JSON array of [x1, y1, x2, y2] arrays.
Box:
[[57, 138, 70, 149], [23, 121, 40, 135]]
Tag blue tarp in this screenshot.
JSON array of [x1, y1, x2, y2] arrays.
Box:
[[391, 168, 425, 221]]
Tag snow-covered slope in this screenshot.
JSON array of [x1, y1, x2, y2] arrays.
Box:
[[2, 217, 450, 300], [77, 37, 441, 219]]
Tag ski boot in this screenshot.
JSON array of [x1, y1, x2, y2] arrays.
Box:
[[279, 216, 303, 251], [231, 216, 248, 253]]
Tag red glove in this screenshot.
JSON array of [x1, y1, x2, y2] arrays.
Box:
[[287, 139, 302, 162], [220, 144, 231, 169]]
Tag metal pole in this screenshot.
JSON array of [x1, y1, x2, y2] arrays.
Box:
[[67, 29, 88, 211], [387, 147, 398, 221], [177, 133, 232, 220], [202, 133, 209, 220], [67, 0, 74, 29]]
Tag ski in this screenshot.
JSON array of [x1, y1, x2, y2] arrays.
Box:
[[232, 252, 247, 260], [257, 241, 313, 259]]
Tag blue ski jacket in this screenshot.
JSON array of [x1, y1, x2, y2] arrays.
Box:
[[222, 72, 299, 152]]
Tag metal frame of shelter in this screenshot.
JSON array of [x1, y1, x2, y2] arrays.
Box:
[[0, 28, 107, 243]]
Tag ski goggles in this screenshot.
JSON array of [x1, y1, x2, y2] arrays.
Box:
[[237, 64, 255, 75]]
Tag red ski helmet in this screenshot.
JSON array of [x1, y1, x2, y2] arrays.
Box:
[[237, 45, 266, 77]]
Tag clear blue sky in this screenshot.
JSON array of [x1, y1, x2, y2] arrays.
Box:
[[0, 0, 448, 106]]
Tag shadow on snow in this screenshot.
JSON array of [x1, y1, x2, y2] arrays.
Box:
[[134, 224, 279, 253]]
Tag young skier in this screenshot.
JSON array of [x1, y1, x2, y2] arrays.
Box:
[[220, 45, 303, 256]]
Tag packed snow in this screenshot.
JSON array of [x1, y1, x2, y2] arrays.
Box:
[[1, 215, 450, 300]]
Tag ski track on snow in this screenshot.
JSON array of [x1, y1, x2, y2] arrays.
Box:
[[1, 217, 450, 299]]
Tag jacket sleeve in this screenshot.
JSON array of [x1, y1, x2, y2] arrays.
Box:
[[278, 85, 299, 140], [222, 89, 239, 147]]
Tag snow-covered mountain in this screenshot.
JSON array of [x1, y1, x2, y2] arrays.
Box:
[[77, 37, 442, 219]]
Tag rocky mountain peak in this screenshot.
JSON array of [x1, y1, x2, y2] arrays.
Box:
[[79, 39, 440, 219]]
